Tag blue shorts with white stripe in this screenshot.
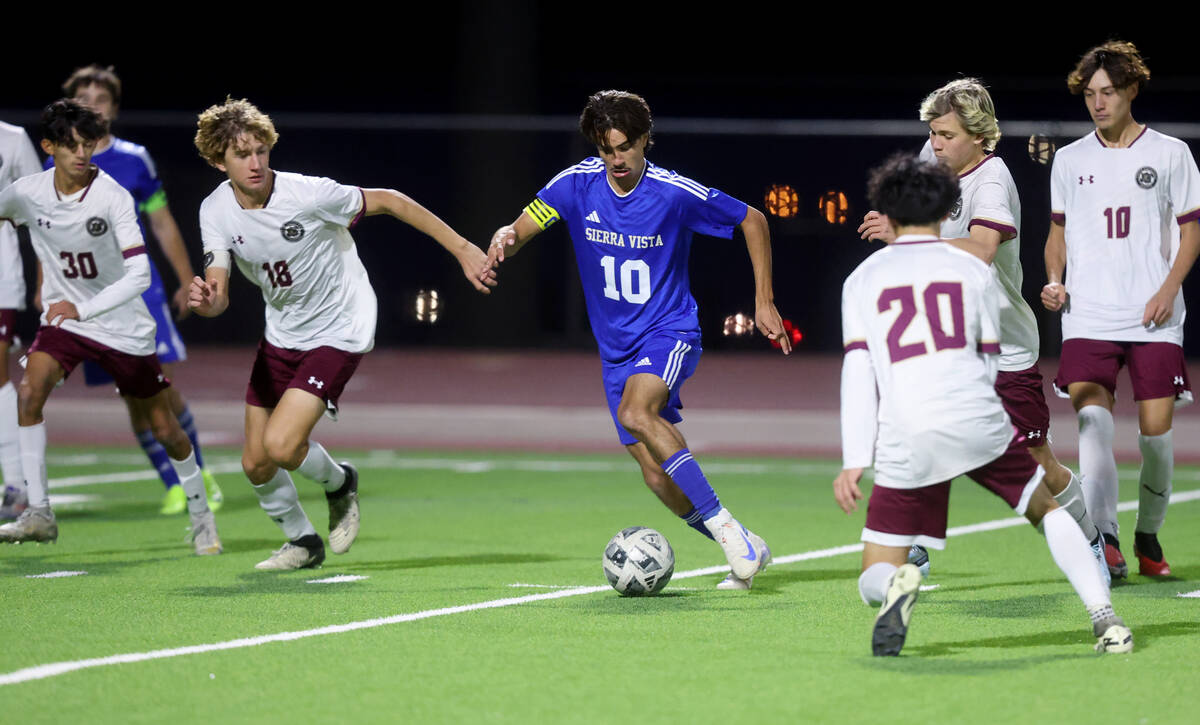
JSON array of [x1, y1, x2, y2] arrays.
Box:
[[601, 331, 702, 445]]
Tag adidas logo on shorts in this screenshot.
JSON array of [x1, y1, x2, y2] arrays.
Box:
[[635, 357, 652, 367]]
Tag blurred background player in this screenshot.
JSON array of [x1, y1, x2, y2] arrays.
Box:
[[1042, 41, 1200, 579], [50, 65, 221, 515], [836, 153, 1128, 656], [0, 120, 41, 520], [0, 100, 221, 553], [189, 98, 494, 570], [859, 78, 1106, 582], [485, 90, 789, 590]]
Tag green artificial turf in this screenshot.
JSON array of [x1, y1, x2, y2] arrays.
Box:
[[2, 448, 1197, 724]]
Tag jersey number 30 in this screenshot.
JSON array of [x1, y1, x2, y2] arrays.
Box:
[[600, 255, 650, 304], [878, 282, 966, 363]]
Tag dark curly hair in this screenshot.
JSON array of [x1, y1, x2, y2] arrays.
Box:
[[579, 90, 654, 151], [867, 153, 960, 227], [40, 99, 108, 146], [1067, 40, 1150, 94]]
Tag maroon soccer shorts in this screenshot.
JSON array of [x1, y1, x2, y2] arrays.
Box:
[[863, 431, 1042, 549], [245, 339, 363, 414], [1055, 338, 1192, 404], [27, 326, 170, 399], [995, 365, 1051, 447], [0, 309, 16, 344]]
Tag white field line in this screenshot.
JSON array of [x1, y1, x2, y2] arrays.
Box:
[[306, 575, 369, 584], [1178, 590, 1200, 598], [24, 571, 87, 579], [5, 487, 1198, 687]]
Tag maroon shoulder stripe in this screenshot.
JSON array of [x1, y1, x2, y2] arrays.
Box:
[[844, 341, 869, 353], [1050, 212, 1065, 225], [969, 218, 1017, 240], [1177, 208, 1200, 226], [350, 188, 366, 228], [977, 341, 1000, 353], [122, 245, 147, 259]]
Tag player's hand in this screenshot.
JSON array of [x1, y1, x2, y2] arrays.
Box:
[[1040, 282, 1068, 312], [488, 225, 517, 266], [1143, 286, 1177, 328], [833, 467, 865, 514], [857, 211, 895, 243], [755, 300, 791, 355], [188, 276, 218, 315], [45, 300, 79, 327], [458, 242, 496, 294], [172, 286, 193, 321]]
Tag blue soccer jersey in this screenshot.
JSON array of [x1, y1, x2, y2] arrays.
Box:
[[529, 158, 748, 363]]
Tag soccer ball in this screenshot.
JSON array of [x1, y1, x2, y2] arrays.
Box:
[[602, 526, 674, 596]]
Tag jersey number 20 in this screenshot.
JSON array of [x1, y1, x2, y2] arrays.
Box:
[[878, 282, 966, 363], [600, 255, 650, 304]]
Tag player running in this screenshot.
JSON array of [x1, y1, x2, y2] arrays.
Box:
[[0, 100, 221, 553], [859, 79, 1107, 583], [189, 98, 494, 570], [0, 120, 41, 520], [485, 90, 790, 590], [836, 153, 1129, 656], [52, 65, 222, 516], [1042, 41, 1200, 579]]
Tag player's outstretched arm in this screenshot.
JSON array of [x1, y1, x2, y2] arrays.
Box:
[[362, 189, 495, 294], [188, 266, 230, 318], [945, 225, 1004, 265], [1041, 220, 1068, 312], [857, 210, 895, 243], [487, 212, 542, 268], [740, 207, 791, 354], [1144, 220, 1200, 327], [146, 205, 197, 320]]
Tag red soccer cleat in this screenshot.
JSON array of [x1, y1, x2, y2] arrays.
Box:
[[1134, 532, 1172, 577], [1103, 538, 1128, 580]]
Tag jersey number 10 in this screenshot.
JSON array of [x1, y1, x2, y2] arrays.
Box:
[[878, 282, 966, 363], [600, 255, 650, 304], [1103, 206, 1131, 238]]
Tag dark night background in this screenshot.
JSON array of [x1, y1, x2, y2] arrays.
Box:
[[5, 8, 1200, 356]]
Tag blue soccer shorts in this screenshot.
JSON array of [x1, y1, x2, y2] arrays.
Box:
[[601, 332, 702, 445]]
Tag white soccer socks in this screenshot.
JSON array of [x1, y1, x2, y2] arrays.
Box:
[[858, 562, 897, 606], [1077, 406, 1119, 538], [169, 450, 210, 515], [253, 469, 317, 540], [1135, 430, 1173, 535], [1043, 507, 1110, 607], [296, 441, 346, 493], [0, 382, 22, 492], [18, 422, 48, 509], [1052, 471, 1100, 542]]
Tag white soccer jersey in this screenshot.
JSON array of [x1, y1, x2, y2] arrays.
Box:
[[200, 172, 376, 353], [1051, 127, 1200, 344], [938, 154, 1040, 371], [0, 121, 42, 309], [0, 168, 155, 355], [841, 236, 1013, 489]]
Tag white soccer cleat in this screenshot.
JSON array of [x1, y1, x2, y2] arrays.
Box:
[[187, 509, 223, 556], [255, 536, 326, 571], [1090, 537, 1112, 588], [1094, 617, 1133, 654], [716, 532, 771, 590], [872, 563, 922, 656], [717, 573, 752, 590], [705, 508, 767, 581], [326, 462, 360, 555], [0, 506, 57, 543]]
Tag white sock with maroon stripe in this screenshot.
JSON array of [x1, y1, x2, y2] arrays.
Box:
[[169, 450, 209, 515], [296, 441, 345, 492], [1135, 430, 1173, 534], [0, 382, 22, 492], [18, 423, 48, 509], [858, 562, 897, 606], [1077, 405, 1119, 538], [253, 468, 316, 541], [1043, 508, 1110, 609]]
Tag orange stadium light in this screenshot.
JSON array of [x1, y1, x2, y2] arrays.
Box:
[[818, 191, 849, 225], [415, 289, 441, 323], [764, 184, 800, 218], [723, 312, 755, 336]]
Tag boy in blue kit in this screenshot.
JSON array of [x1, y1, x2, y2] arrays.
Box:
[[487, 90, 791, 589], [48, 65, 221, 515]]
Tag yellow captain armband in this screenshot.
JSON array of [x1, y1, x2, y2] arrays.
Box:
[[523, 198, 561, 230]]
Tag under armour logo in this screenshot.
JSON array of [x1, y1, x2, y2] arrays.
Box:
[[1027, 430, 1042, 439], [1174, 376, 1185, 386], [37, 218, 51, 228], [1079, 175, 1094, 185], [232, 235, 245, 245], [308, 376, 325, 389]]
